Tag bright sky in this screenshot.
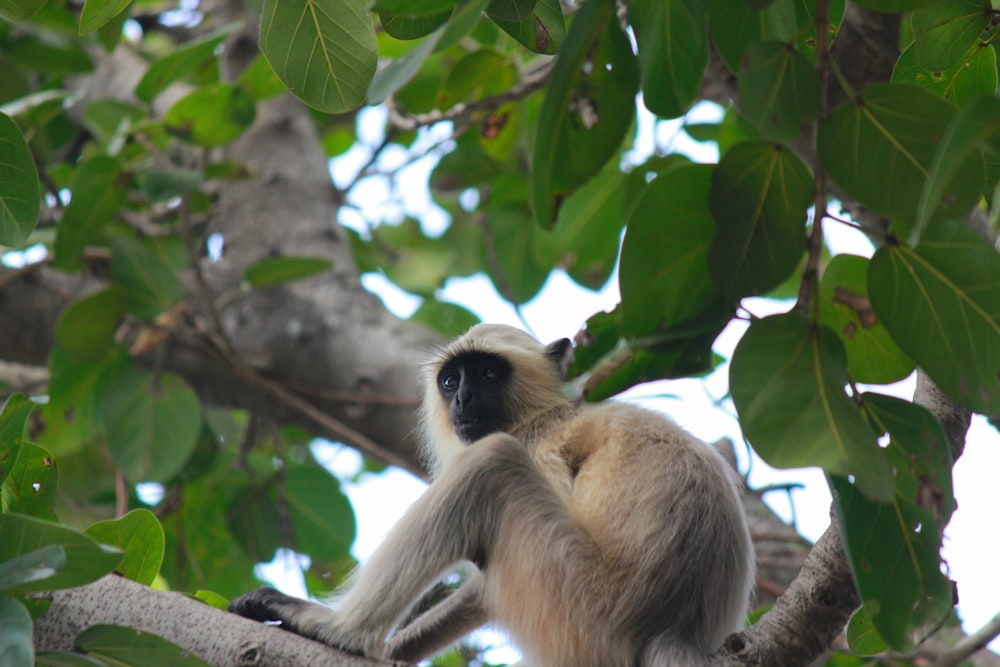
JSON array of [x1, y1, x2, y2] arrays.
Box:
[[264, 101, 1000, 659]]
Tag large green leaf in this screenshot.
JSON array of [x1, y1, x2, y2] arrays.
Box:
[[850, 0, 941, 11], [832, 394, 955, 650], [911, 0, 991, 72], [2, 441, 58, 520], [532, 0, 639, 227], [490, 0, 563, 54], [541, 161, 629, 290], [0, 597, 33, 667], [0, 112, 40, 248], [373, 0, 458, 11], [707, 141, 812, 299], [55, 289, 128, 364], [913, 96, 1000, 245], [378, 9, 450, 39], [226, 484, 282, 562], [85, 509, 165, 586], [738, 40, 820, 142], [0, 513, 121, 594], [818, 84, 982, 225], [486, 0, 536, 21], [729, 313, 894, 502], [97, 368, 202, 483], [630, 0, 707, 119], [0, 544, 65, 593], [892, 42, 997, 109], [0, 0, 44, 21], [110, 234, 184, 320], [869, 219, 1000, 415], [163, 84, 256, 148], [135, 26, 234, 101], [243, 256, 333, 287], [817, 254, 914, 384], [283, 463, 356, 561], [53, 156, 126, 269], [79, 0, 131, 34], [1, 394, 35, 483], [367, 0, 489, 103], [620, 163, 720, 336], [260, 0, 377, 112]]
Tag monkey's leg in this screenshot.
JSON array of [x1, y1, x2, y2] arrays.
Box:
[[318, 433, 587, 658], [386, 571, 487, 661]]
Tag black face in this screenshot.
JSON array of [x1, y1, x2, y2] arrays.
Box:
[[437, 352, 512, 444]]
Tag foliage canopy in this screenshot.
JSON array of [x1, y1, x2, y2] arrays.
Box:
[[1, 0, 999, 663]]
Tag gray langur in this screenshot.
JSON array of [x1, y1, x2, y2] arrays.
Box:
[[230, 323, 756, 666]]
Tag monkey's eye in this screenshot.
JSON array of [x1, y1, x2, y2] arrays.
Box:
[[440, 373, 459, 391]]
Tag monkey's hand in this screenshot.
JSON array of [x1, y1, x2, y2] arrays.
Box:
[[229, 587, 383, 657]]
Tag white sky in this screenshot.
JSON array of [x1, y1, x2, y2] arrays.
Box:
[[262, 101, 1000, 659]]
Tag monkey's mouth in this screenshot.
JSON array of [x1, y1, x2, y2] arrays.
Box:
[[454, 419, 497, 444]]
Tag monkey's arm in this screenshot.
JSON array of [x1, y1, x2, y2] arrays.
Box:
[[387, 572, 488, 662]]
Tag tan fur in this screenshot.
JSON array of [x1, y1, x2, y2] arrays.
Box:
[[284, 324, 756, 666]]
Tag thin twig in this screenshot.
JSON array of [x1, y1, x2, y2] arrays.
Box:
[[388, 60, 554, 132], [796, 0, 830, 322], [931, 612, 1000, 667]]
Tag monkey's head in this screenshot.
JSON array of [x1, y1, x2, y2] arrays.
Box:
[[419, 324, 573, 474]]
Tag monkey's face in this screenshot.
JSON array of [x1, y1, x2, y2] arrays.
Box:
[[436, 351, 513, 444]]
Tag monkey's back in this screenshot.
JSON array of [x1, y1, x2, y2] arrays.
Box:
[[492, 401, 755, 666]]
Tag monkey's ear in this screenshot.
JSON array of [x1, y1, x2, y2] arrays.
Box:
[[545, 338, 574, 379]]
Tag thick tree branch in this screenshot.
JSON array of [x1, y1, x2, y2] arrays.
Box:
[[33, 575, 399, 667]]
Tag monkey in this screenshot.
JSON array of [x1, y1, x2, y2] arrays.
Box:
[[230, 323, 756, 666]]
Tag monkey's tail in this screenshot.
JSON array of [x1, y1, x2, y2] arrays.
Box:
[[641, 635, 711, 667]]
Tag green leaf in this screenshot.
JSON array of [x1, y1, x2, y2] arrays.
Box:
[[0, 112, 40, 248], [243, 256, 333, 287], [410, 300, 480, 338], [193, 590, 229, 610], [0, 514, 122, 594], [487, 0, 536, 20], [913, 96, 1000, 245], [488, 203, 549, 302], [368, 0, 489, 104], [378, 9, 450, 39], [55, 289, 128, 364], [0, 597, 33, 667], [630, 0, 707, 119], [75, 624, 212, 666], [0, 544, 65, 593], [85, 509, 165, 585], [110, 234, 184, 320], [373, 0, 458, 12], [911, 0, 991, 72], [491, 0, 564, 54], [869, 219, 1000, 415], [260, 0, 377, 113], [164, 83, 256, 148], [708, 141, 812, 299], [137, 168, 205, 203], [738, 41, 821, 142], [846, 603, 891, 656], [548, 162, 628, 289], [97, 368, 202, 483], [620, 163, 720, 336], [53, 156, 126, 269], [892, 42, 997, 109], [532, 0, 639, 227], [0, 0, 45, 21], [135, 27, 234, 101], [1, 394, 35, 482], [818, 84, 982, 225], [79, 0, 131, 34], [226, 484, 281, 562], [729, 313, 894, 502], [2, 441, 58, 520], [850, 0, 941, 11], [817, 254, 914, 384], [283, 463, 356, 561], [82, 99, 145, 153]]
